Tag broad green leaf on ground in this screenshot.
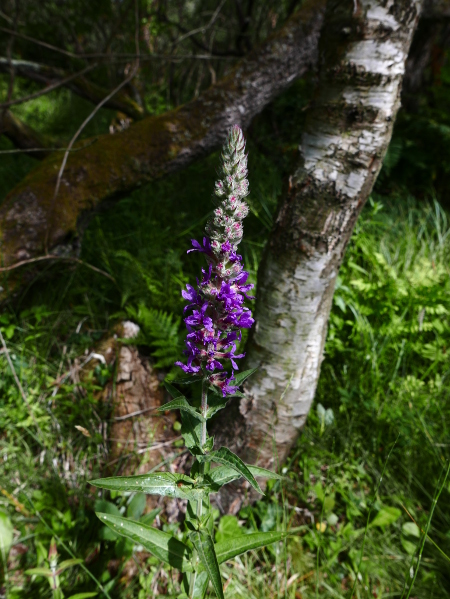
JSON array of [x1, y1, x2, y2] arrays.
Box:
[[127, 493, 147, 519], [0, 511, 13, 559], [197, 448, 263, 494], [209, 464, 284, 488], [91, 472, 205, 500], [140, 508, 161, 525], [215, 530, 287, 563], [215, 515, 244, 543], [370, 506, 401, 528], [94, 499, 121, 517], [189, 530, 224, 599], [67, 593, 98, 599], [402, 522, 420, 538], [157, 397, 205, 422], [180, 410, 202, 448], [97, 512, 193, 572]]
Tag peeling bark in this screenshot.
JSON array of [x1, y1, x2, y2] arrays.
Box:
[[213, 0, 423, 510], [0, 1, 325, 299]]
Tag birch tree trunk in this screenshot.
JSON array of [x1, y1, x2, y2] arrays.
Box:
[[214, 0, 423, 510]]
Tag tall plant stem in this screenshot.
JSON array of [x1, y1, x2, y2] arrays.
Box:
[[189, 379, 210, 598]]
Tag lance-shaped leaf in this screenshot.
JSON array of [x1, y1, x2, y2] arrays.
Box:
[[209, 464, 285, 488], [157, 397, 205, 422], [25, 567, 54, 577], [97, 512, 193, 572], [55, 558, 83, 574], [90, 472, 205, 500], [233, 368, 257, 386], [197, 448, 264, 495], [168, 375, 203, 386], [180, 410, 202, 449], [205, 395, 230, 419], [215, 530, 287, 564], [189, 530, 224, 599]]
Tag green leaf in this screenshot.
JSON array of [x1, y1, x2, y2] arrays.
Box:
[[55, 558, 83, 574], [0, 511, 13, 559], [370, 506, 402, 528], [192, 571, 209, 599], [215, 515, 243, 543], [215, 530, 287, 563], [94, 499, 121, 518], [233, 368, 258, 386], [97, 512, 193, 572], [180, 411, 202, 449], [168, 375, 203, 386], [209, 464, 284, 488], [197, 448, 263, 494], [164, 381, 185, 399], [67, 593, 98, 599], [90, 472, 205, 500], [140, 508, 161, 525], [189, 531, 224, 599], [127, 493, 147, 519], [205, 395, 230, 419], [157, 397, 205, 422], [401, 537, 418, 555], [25, 567, 54, 577], [402, 522, 420, 538]]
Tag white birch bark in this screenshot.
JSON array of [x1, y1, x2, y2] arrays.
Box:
[[213, 0, 424, 509]]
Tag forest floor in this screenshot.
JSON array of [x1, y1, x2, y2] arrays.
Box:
[[1, 80, 450, 599]]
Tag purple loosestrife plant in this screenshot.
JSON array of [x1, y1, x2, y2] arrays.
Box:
[[176, 124, 255, 397], [90, 126, 285, 599]]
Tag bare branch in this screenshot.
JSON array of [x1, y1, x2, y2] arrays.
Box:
[[0, 58, 143, 120], [0, 109, 59, 159], [0, 63, 97, 109], [0, 25, 80, 58], [0, 254, 116, 282], [0, 1, 325, 299]]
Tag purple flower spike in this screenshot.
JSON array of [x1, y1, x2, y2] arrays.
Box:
[[176, 125, 254, 395]]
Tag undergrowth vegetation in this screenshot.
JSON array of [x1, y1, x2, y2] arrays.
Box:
[[1, 194, 450, 598], [2, 61, 450, 598]]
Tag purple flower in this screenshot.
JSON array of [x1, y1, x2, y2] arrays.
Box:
[[176, 125, 254, 397]]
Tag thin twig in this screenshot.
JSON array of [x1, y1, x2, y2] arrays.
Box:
[[0, 63, 97, 109], [0, 138, 98, 155], [0, 26, 80, 58], [0, 254, 115, 282], [106, 437, 183, 467], [113, 406, 159, 421], [46, 7, 141, 252]]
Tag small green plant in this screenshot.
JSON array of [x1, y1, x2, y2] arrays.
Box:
[[25, 538, 95, 599]]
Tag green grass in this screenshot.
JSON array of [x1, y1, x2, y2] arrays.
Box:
[[1, 71, 450, 598], [1, 194, 450, 598]]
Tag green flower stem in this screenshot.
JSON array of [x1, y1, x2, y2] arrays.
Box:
[[189, 379, 211, 598]]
